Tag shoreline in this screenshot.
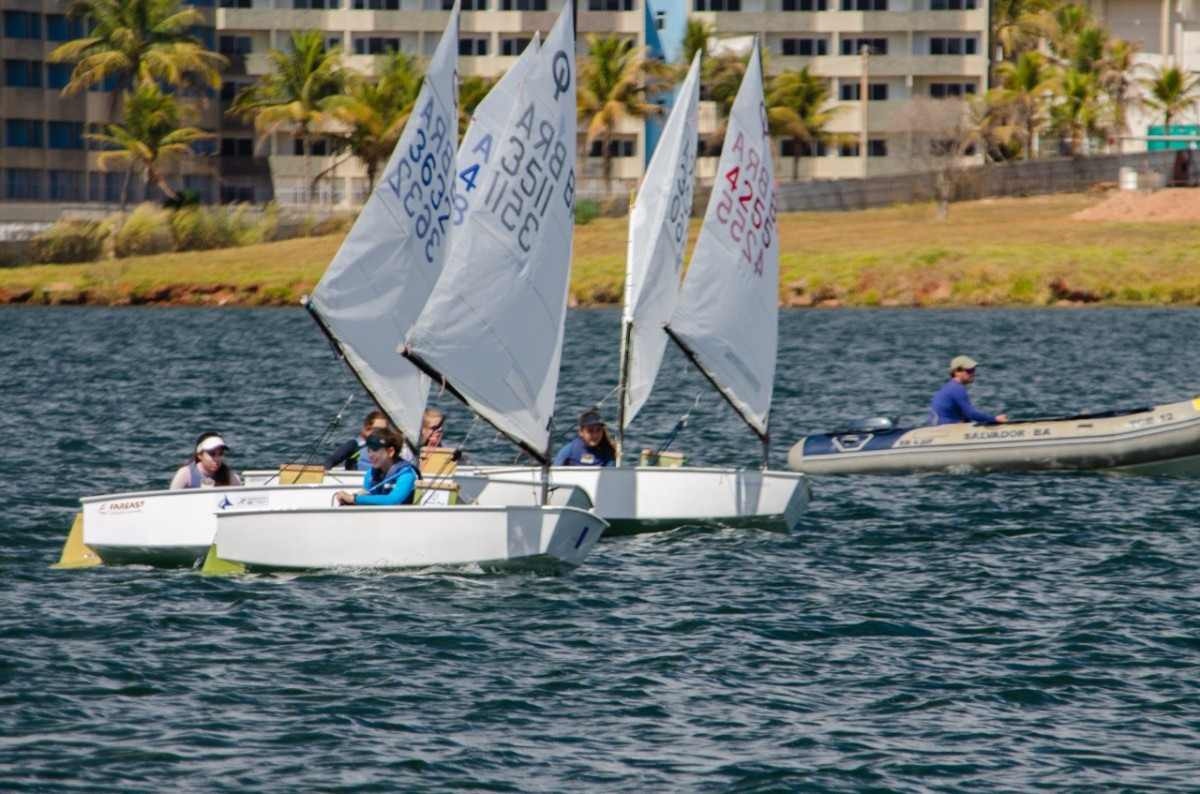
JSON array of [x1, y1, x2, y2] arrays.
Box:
[[4, 192, 1199, 309]]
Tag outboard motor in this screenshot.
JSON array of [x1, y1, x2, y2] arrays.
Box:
[[845, 417, 894, 433]]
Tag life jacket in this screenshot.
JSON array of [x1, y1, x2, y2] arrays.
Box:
[[184, 461, 234, 488], [367, 460, 421, 505]]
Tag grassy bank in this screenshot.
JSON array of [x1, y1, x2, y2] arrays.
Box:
[[3, 192, 1200, 307]]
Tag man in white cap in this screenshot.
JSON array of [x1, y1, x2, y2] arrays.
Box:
[[928, 355, 1008, 426]]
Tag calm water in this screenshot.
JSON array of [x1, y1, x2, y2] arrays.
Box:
[[3, 306, 1200, 791]]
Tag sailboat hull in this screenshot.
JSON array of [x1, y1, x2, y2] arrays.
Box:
[[80, 484, 346, 567], [465, 466, 810, 535], [211, 505, 607, 571]]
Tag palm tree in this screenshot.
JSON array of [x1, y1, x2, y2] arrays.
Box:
[[1052, 68, 1102, 156], [458, 73, 498, 137], [766, 67, 837, 180], [680, 17, 713, 68], [991, 0, 1054, 61], [85, 81, 214, 208], [48, 0, 225, 97], [230, 30, 344, 202], [577, 34, 666, 195], [321, 51, 423, 192], [995, 51, 1055, 159], [1141, 64, 1200, 133], [1097, 37, 1139, 147]]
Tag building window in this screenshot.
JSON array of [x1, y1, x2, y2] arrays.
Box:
[[780, 139, 827, 157], [500, 36, 532, 56], [353, 36, 403, 54], [693, 0, 740, 9], [782, 0, 827, 9], [221, 184, 256, 203], [588, 0, 634, 9], [4, 59, 43, 88], [929, 81, 976, 97], [47, 121, 84, 149], [46, 63, 73, 89], [930, 0, 975, 8], [588, 139, 636, 158], [219, 35, 252, 54], [839, 83, 887, 101], [838, 141, 860, 157], [867, 139, 887, 157], [48, 170, 85, 201], [929, 36, 977, 55], [353, 0, 401, 8], [293, 0, 342, 8], [6, 169, 41, 199], [221, 137, 256, 157], [781, 38, 827, 56], [3, 11, 42, 39], [5, 119, 44, 148], [840, 37, 887, 55], [839, 0, 886, 9], [293, 138, 329, 156], [45, 14, 84, 41], [500, 0, 547, 8], [459, 36, 488, 56], [219, 0, 254, 6]]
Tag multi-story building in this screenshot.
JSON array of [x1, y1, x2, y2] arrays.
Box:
[[1086, 0, 1200, 151], [0, 0, 220, 214]]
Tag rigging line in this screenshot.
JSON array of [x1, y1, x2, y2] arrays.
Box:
[[262, 393, 356, 486], [654, 393, 702, 457]]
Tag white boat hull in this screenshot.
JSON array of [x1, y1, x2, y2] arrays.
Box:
[[212, 505, 607, 571], [464, 466, 810, 534], [81, 485, 345, 566], [77, 475, 589, 567]]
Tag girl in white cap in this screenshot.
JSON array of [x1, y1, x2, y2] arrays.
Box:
[[169, 432, 243, 489]]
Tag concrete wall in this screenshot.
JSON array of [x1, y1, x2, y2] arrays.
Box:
[[775, 150, 1182, 212]]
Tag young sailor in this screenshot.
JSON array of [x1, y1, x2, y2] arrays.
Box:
[[929, 355, 1009, 426], [170, 432, 242, 489], [334, 428, 420, 505], [325, 409, 390, 471], [553, 410, 616, 467]]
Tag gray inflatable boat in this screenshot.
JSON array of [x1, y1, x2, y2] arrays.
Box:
[[788, 396, 1200, 475]]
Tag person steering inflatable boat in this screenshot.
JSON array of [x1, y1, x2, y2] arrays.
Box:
[[929, 355, 1008, 426]]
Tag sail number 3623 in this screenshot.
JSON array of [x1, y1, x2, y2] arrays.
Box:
[[383, 98, 455, 265]]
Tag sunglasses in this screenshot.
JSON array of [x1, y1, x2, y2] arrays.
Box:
[[965, 368, 976, 374], [204, 448, 226, 457]]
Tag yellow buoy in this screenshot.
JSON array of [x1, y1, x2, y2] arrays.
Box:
[[51, 513, 103, 569]]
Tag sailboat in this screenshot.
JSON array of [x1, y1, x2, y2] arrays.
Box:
[[466, 46, 810, 535], [206, 2, 607, 572]]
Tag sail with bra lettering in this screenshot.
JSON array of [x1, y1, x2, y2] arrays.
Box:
[[306, 4, 459, 446], [452, 32, 540, 234], [621, 51, 700, 429], [665, 42, 778, 439], [404, 2, 576, 460]]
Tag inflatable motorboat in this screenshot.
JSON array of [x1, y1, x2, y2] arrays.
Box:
[[788, 397, 1200, 476]]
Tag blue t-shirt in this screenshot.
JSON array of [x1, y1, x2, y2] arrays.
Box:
[[354, 461, 419, 505], [929, 379, 997, 425], [552, 437, 615, 467]]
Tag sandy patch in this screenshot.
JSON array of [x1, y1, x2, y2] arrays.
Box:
[[1072, 188, 1200, 222]]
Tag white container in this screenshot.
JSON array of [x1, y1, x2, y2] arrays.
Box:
[[1119, 166, 1138, 191]]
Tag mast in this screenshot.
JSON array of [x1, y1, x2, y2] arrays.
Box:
[[615, 317, 633, 466]]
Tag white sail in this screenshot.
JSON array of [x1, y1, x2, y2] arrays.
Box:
[[666, 43, 778, 438], [405, 2, 576, 459], [621, 52, 701, 428], [307, 4, 460, 446], [452, 33, 540, 232]]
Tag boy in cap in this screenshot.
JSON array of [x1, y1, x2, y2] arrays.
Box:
[[928, 355, 1008, 426], [552, 409, 616, 467]]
